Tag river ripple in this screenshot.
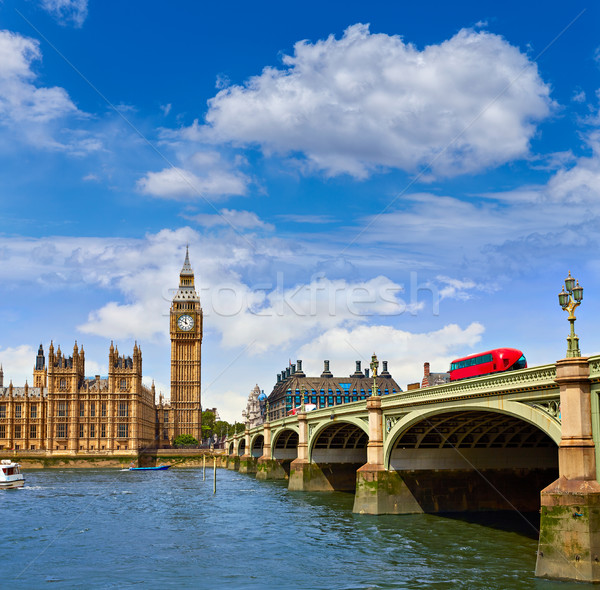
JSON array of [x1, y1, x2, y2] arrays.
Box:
[[0, 468, 588, 589]]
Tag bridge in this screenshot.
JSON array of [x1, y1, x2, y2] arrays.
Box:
[[224, 354, 600, 583]]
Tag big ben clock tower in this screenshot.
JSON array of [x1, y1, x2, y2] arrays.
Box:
[[170, 247, 203, 442]]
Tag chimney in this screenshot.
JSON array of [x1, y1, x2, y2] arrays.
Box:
[[381, 361, 390, 377], [295, 359, 305, 377], [291, 364, 296, 374], [277, 374, 281, 383], [421, 362, 430, 388], [365, 368, 370, 378], [321, 360, 333, 378], [352, 361, 364, 377]]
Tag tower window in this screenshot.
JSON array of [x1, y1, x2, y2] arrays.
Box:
[[15, 404, 21, 418], [30, 404, 37, 418], [90, 402, 95, 417], [120, 379, 127, 390], [30, 424, 37, 439], [58, 402, 67, 417], [14, 425, 21, 438], [118, 402, 129, 417]]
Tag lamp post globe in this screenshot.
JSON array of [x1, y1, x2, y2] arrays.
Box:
[[558, 271, 583, 358]]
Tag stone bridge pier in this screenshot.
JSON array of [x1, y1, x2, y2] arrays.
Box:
[[239, 426, 257, 474], [289, 412, 367, 492], [256, 420, 291, 480], [226, 435, 240, 470], [353, 396, 422, 514], [536, 357, 600, 583]]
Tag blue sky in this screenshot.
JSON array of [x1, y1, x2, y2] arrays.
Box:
[[0, 0, 598, 421]]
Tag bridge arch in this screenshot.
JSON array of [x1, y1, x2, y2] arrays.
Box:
[[228, 441, 235, 455], [237, 438, 246, 456], [308, 416, 369, 462], [295, 418, 370, 492], [384, 400, 560, 469], [250, 433, 264, 458], [272, 427, 299, 461], [383, 403, 559, 513]]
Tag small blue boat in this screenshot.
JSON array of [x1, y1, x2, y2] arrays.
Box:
[[128, 464, 170, 471]]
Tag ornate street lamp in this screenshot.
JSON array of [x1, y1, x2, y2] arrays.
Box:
[[370, 353, 379, 397], [558, 271, 584, 358]]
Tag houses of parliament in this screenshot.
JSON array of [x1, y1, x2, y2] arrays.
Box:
[[0, 250, 203, 454]]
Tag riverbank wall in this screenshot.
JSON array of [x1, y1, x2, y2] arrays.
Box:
[[3, 449, 226, 469]]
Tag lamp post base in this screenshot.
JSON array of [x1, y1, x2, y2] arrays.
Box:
[[566, 334, 581, 358]]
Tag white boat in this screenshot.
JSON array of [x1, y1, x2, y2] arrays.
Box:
[[0, 459, 25, 489]]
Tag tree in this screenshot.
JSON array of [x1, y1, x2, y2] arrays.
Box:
[[201, 410, 216, 439], [173, 434, 199, 447]]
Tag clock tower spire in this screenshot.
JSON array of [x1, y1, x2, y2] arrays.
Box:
[[169, 246, 203, 443]]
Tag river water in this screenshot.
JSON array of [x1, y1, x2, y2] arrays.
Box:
[[1, 468, 588, 589]]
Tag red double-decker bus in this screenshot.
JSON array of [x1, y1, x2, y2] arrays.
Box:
[[448, 348, 527, 381]]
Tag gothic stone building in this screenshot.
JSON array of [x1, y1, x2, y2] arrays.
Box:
[[242, 384, 267, 428], [0, 250, 203, 454]]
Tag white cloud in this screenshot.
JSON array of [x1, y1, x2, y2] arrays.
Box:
[[185, 209, 274, 231], [202, 24, 553, 178], [435, 276, 487, 301], [0, 30, 78, 124], [137, 150, 250, 200], [40, 0, 88, 28], [207, 274, 416, 354], [80, 300, 166, 340], [0, 229, 429, 354], [529, 150, 576, 171], [277, 214, 337, 225], [297, 322, 485, 389], [72, 242, 420, 354], [137, 166, 248, 199], [355, 127, 600, 273], [0, 30, 91, 152], [0, 345, 37, 386]]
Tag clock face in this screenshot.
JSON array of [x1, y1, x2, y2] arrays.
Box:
[[177, 314, 194, 332]]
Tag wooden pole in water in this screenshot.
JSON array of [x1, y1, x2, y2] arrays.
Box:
[[213, 456, 216, 494], [203, 454, 206, 481]]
